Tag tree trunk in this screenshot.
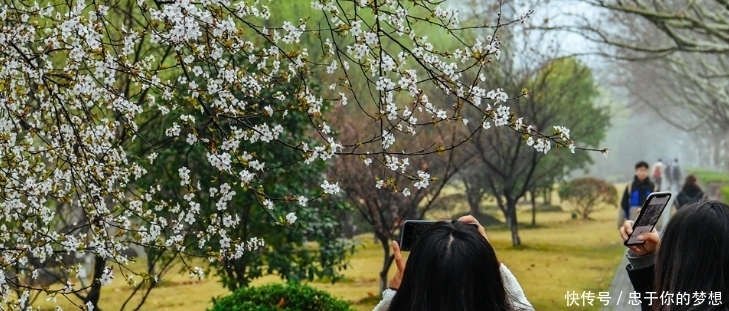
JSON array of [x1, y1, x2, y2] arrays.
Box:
[[547, 186, 553, 205], [377, 234, 394, 294], [342, 213, 355, 239], [85, 255, 106, 311], [464, 179, 483, 217], [530, 189, 537, 226], [147, 248, 157, 283], [469, 197, 480, 216], [507, 200, 521, 246]]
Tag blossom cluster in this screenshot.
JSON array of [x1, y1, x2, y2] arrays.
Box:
[[0, 0, 582, 307]]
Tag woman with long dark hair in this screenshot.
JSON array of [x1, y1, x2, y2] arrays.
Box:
[[372, 215, 533, 311], [674, 174, 706, 210], [619, 201, 729, 311]]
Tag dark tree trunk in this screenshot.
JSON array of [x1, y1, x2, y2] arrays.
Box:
[[463, 178, 483, 216], [507, 200, 521, 246], [468, 195, 481, 216], [543, 186, 553, 205], [530, 189, 537, 226], [342, 212, 355, 239], [85, 256, 106, 311], [147, 249, 157, 281]]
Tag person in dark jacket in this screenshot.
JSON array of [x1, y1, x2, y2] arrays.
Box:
[[619, 201, 729, 311], [674, 174, 706, 210], [618, 161, 657, 228]]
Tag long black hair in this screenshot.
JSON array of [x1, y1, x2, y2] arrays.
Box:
[[653, 201, 729, 311], [388, 221, 518, 311]]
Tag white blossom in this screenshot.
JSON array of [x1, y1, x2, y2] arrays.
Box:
[[286, 212, 298, 224], [414, 171, 431, 189], [100, 267, 114, 286], [297, 196, 308, 207], [0, 1, 590, 307], [321, 180, 341, 194], [190, 267, 205, 280]]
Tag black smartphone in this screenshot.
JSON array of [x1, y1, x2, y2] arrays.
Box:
[[399, 220, 479, 251], [624, 191, 672, 246]]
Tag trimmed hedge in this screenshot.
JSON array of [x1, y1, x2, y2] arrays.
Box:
[[208, 282, 354, 311], [689, 169, 729, 184]]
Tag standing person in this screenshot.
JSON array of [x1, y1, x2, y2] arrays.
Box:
[[618, 161, 657, 228], [650, 159, 665, 191], [618, 201, 729, 311], [373, 216, 534, 311], [674, 174, 707, 210], [664, 161, 674, 190], [670, 158, 683, 190]]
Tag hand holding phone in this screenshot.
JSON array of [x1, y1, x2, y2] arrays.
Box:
[[623, 192, 671, 246], [620, 220, 659, 256]]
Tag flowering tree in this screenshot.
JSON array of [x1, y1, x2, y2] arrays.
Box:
[[329, 106, 467, 292], [464, 57, 611, 246], [129, 72, 354, 294], [0, 0, 598, 309]]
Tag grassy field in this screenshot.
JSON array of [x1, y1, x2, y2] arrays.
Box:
[[27, 188, 626, 311]]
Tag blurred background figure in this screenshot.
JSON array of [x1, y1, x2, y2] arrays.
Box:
[[650, 159, 665, 191], [674, 175, 706, 212], [666, 158, 683, 193]]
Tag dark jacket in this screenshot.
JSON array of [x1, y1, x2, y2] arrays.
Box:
[[626, 264, 654, 311], [675, 186, 705, 209], [621, 176, 656, 219], [626, 251, 726, 311], [668, 164, 682, 183]]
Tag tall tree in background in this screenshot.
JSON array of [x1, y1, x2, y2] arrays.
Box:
[[555, 0, 729, 169], [329, 110, 467, 292], [466, 57, 611, 246], [579, 0, 729, 54]]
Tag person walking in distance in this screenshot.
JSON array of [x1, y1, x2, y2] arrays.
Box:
[[674, 175, 706, 211], [650, 159, 665, 191], [618, 161, 657, 228], [618, 201, 729, 311], [664, 161, 674, 190], [669, 158, 683, 191]]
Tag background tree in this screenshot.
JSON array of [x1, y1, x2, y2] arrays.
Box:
[[460, 168, 492, 219], [549, 0, 729, 170], [328, 110, 467, 292], [578, 0, 729, 54], [465, 57, 611, 246], [130, 67, 354, 292], [558, 177, 618, 220]]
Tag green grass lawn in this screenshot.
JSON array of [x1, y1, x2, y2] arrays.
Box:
[[24, 183, 627, 311]]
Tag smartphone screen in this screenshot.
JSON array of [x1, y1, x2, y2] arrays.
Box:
[[399, 220, 434, 251], [625, 192, 671, 246]]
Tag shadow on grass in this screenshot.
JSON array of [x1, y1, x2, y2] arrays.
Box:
[[353, 294, 381, 307]]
